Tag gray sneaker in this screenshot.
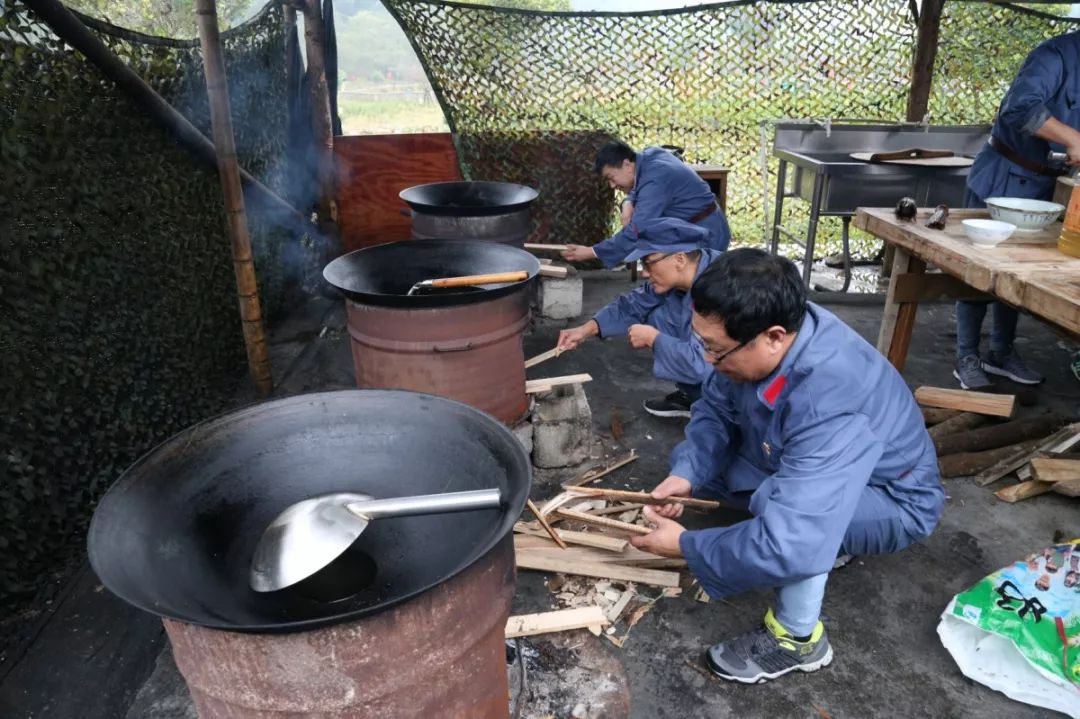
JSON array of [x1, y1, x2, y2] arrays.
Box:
[[705, 609, 833, 684], [953, 354, 991, 390], [983, 350, 1043, 385]]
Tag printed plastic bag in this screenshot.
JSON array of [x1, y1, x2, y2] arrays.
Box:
[[938, 541, 1080, 716]]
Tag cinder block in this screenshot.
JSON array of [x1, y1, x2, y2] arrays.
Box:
[[532, 383, 592, 468], [512, 419, 534, 456], [537, 274, 583, 320]]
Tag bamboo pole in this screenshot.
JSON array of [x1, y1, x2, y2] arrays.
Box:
[[195, 0, 272, 396], [22, 0, 311, 232], [906, 0, 945, 122], [301, 0, 337, 239]]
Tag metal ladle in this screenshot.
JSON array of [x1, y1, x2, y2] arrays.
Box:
[[249, 489, 502, 593], [405, 270, 529, 296]]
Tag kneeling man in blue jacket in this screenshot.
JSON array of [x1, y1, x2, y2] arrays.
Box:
[[631, 248, 945, 683]]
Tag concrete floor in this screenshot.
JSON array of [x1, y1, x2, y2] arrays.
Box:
[[1, 267, 1078, 719]]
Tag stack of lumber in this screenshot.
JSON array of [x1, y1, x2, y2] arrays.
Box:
[[917, 386, 1080, 503]]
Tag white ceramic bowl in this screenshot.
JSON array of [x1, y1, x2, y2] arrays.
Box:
[[962, 219, 1016, 247], [984, 197, 1064, 232]]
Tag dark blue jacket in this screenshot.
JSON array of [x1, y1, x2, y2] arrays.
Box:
[[967, 32, 1080, 204], [592, 249, 721, 385], [594, 148, 731, 267], [674, 304, 944, 597]]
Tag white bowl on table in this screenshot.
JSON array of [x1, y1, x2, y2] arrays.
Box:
[[984, 197, 1064, 232], [961, 219, 1016, 247]]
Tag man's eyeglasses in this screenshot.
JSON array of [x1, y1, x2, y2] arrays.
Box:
[[639, 252, 674, 270], [692, 330, 748, 364]]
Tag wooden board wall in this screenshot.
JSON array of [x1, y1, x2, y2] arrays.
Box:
[[334, 133, 462, 252]]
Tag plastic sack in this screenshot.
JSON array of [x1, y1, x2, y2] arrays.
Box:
[[938, 541, 1080, 716]]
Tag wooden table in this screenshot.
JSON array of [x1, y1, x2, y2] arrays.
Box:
[[853, 207, 1080, 371]]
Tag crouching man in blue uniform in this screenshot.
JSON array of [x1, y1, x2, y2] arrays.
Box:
[[557, 218, 716, 418], [561, 141, 731, 267], [631, 248, 945, 683]]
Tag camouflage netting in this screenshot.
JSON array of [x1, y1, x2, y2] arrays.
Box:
[[0, 0, 312, 611], [384, 0, 1077, 257]]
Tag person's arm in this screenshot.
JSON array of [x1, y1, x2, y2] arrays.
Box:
[[999, 45, 1070, 140], [668, 377, 738, 495], [592, 176, 671, 267], [1035, 117, 1080, 165], [557, 319, 599, 350], [678, 412, 883, 598], [592, 284, 664, 338]]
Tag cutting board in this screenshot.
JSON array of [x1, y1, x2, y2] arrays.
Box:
[[850, 152, 974, 167]]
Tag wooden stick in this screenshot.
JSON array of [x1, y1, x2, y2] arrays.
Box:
[[524, 243, 571, 252], [555, 508, 652, 535], [515, 553, 680, 588], [525, 373, 593, 394], [538, 265, 569, 279], [513, 522, 627, 552], [526, 499, 567, 549], [914, 386, 1016, 418], [922, 407, 963, 426], [430, 271, 529, 288], [505, 606, 608, 639], [938, 439, 1043, 479], [976, 423, 1080, 486], [587, 503, 644, 517], [1051, 478, 1080, 497], [1030, 457, 1080, 483], [525, 346, 564, 369], [566, 452, 639, 487], [1017, 427, 1080, 480], [926, 412, 991, 441], [565, 486, 721, 510], [934, 415, 1067, 457]]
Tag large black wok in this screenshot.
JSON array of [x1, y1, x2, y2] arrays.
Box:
[[323, 239, 540, 308], [87, 390, 531, 633], [400, 181, 538, 216]]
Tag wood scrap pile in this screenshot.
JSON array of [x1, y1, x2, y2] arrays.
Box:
[[917, 386, 1080, 502], [512, 467, 713, 646]]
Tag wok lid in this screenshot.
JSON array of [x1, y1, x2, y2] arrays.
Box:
[[87, 390, 531, 633], [400, 181, 538, 216], [323, 239, 540, 308]]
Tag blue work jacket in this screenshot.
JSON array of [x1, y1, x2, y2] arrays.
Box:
[[593, 148, 732, 267], [592, 249, 720, 385], [967, 33, 1080, 204], [673, 303, 944, 597]]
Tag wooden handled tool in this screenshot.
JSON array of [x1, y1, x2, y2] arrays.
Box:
[[524, 243, 571, 252], [565, 486, 721, 510], [407, 271, 529, 295]]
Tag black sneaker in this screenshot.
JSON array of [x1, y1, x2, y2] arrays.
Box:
[[643, 390, 692, 418]]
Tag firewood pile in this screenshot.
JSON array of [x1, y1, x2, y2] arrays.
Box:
[[917, 386, 1080, 502]]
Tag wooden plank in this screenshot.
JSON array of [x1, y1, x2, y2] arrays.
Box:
[[505, 606, 608, 638], [524, 243, 571, 253], [877, 245, 912, 356], [914, 386, 1016, 418], [515, 553, 681, 588], [513, 522, 629, 552], [1017, 427, 1080, 480], [976, 423, 1080, 486], [1030, 457, 1080, 483], [926, 411, 991, 441], [939, 438, 1044, 479], [525, 373, 592, 394], [555, 508, 652, 535], [994, 480, 1055, 503], [606, 588, 636, 623], [514, 534, 674, 565], [922, 407, 962, 426], [525, 346, 563, 369], [566, 452, 639, 487], [565, 486, 721, 510], [334, 133, 461, 251], [887, 255, 925, 371], [893, 272, 988, 303], [538, 265, 569, 279]]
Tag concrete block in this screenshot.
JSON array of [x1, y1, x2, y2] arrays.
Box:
[[532, 383, 592, 468], [511, 419, 534, 456], [537, 274, 583, 320]]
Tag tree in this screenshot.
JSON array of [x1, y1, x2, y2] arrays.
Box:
[[65, 0, 255, 38]]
